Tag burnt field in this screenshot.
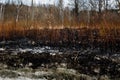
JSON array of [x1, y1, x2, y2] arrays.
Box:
[[0, 48, 120, 78], [1, 0, 120, 79], [0, 28, 120, 79]]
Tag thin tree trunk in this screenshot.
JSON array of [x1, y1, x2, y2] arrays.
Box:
[[0, 4, 3, 21], [31, 0, 34, 21]]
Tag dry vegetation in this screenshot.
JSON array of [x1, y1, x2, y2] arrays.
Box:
[[0, 0, 120, 47], [0, 1, 120, 79]]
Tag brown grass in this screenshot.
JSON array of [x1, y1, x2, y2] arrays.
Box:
[[0, 20, 120, 44]]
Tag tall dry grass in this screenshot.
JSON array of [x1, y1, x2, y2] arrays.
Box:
[[0, 19, 119, 46]]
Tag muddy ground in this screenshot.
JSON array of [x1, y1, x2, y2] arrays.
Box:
[[0, 38, 120, 80]]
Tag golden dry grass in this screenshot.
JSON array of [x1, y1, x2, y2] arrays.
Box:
[[0, 20, 119, 43]]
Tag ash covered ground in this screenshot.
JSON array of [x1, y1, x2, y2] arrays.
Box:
[[0, 38, 120, 80]]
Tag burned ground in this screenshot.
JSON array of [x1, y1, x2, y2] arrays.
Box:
[[0, 46, 120, 79], [0, 28, 120, 79]]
